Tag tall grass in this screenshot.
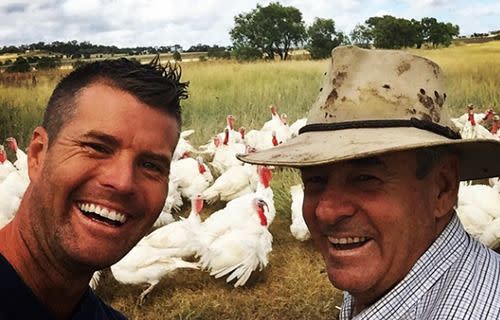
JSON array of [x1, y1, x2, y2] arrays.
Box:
[[0, 41, 499, 319], [179, 60, 325, 147], [1, 42, 499, 148]]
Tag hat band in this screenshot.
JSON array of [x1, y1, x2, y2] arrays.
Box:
[[299, 118, 461, 140]]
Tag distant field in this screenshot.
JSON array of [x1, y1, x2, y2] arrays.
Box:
[[0, 41, 499, 319], [1, 41, 499, 147]]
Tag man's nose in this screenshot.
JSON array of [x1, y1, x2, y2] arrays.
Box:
[[98, 156, 136, 194], [315, 184, 356, 224]]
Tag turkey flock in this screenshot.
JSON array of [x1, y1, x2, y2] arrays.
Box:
[[1, 104, 499, 305]]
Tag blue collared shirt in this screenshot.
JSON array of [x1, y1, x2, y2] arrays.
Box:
[[340, 214, 500, 319]]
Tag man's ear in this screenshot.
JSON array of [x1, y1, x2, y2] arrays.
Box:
[[433, 153, 460, 219], [28, 127, 49, 181]]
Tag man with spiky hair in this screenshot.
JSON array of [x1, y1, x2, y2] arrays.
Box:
[[238, 46, 500, 319], [0, 57, 188, 319]]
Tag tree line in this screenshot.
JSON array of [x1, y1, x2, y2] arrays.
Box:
[[230, 3, 460, 60], [0, 40, 230, 59], [351, 16, 459, 49], [1, 1, 464, 69]]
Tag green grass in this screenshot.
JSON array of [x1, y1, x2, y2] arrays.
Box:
[[179, 59, 324, 147], [0, 41, 499, 319]]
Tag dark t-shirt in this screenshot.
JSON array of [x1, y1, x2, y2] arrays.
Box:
[[0, 253, 127, 319]]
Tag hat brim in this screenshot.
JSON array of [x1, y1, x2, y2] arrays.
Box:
[[236, 127, 500, 181]]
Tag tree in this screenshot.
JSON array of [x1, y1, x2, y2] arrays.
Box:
[[7, 57, 31, 72], [232, 46, 262, 61], [172, 44, 183, 52], [172, 51, 182, 62], [230, 2, 306, 61], [411, 19, 425, 49], [417, 17, 459, 48], [37, 56, 61, 70], [358, 15, 459, 49], [366, 15, 414, 49], [307, 18, 345, 59], [187, 44, 210, 52], [207, 45, 231, 59], [350, 23, 373, 48]]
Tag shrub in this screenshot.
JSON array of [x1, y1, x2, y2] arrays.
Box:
[[7, 57, 31, 72]]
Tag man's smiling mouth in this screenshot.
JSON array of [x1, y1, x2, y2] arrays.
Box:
[[77, 202, 127, 226], [328, 236, 371, 250]]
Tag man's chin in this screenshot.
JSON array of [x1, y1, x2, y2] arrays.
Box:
[[325, 265, 377, 294]]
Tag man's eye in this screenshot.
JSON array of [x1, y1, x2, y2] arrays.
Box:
[[303, 176, 327, 187], [86, 143, 111, 154], [356, 174, 377, 181], [305, 176, 326, 183], [142, 161, 165, 174], [353, 174, 382, 186]]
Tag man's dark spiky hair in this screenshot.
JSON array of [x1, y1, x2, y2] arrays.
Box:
[[42, 55, 188, 143]]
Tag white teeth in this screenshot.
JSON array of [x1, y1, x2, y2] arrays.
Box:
[[329, 237, 368, 245], [77, 202, 126, 223]]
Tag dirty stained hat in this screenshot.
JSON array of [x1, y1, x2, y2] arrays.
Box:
[[237, 46, 500, 181]]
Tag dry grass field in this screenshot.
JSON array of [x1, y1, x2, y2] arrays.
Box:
[[0, 41, 499, 319]]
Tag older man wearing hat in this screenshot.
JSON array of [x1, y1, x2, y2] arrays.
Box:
[[238, 46, 500, 319]]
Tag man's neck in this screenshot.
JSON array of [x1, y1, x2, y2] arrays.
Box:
[[0, 210, 91, 320]]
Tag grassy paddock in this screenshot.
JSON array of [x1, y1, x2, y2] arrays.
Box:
[[0, 42, 499, 319]]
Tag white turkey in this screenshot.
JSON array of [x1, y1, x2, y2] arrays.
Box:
[[489, 177, 500, 194], [196, 197, 273, 287], [289, 184, 310, 241], [458, 183, 500, 218], [251, 165, 276, 224], [172, 129, 196, 161], [0, 168, 30, 226], [450, 105, 491, 131], [5, 137, 28, 174], [243, 129, 280, 151], [216, 114, 243, 145], [0, 146, 17, 183], [201, 163, 259, 204], [490, 115, 500, 140], [110, 242, 199, 305], [169, 156, 213, 199], [450, 106, 495, 140], [459, 111, 493, 139], [456, 182, 500, 249], [261, 105, 281, 132], [289, 117, 307, 138], [153, 178, 184, 228], [260, 105, 290, 142], [199, 116, 242, 155], [143, 195, 204, 259], [210, 129, 245, 174], [198, 165, 275, 240], [478, 218, 500, 249], [456, 204, 493, 238]]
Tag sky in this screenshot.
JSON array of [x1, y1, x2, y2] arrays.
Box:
[[0, 0, 499, 49]]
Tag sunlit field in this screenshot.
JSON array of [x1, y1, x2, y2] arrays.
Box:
[[0, 41, 499, 319]]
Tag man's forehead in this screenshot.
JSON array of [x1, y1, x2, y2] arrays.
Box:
[[300, 155, 391, 174]]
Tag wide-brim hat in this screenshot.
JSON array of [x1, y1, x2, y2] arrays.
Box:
[[237, 46, 500, 181]]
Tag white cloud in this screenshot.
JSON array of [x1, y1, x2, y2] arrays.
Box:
[[456, 2, 500, 17], [0, 0, 498, 47]]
